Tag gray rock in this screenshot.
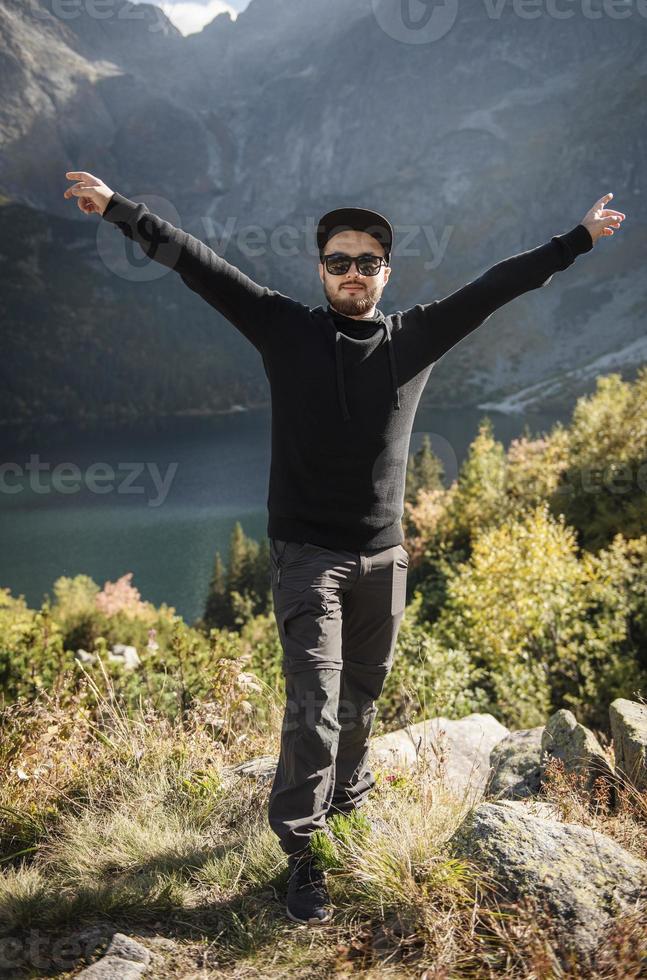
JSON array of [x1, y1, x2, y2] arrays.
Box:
[[540, 709, 614, 795], [78, 960, 146, 980], [225, 755, 277, 783], [449, 802, 647, 959], [494, 799, 562, 821], [103, 935, 150, 965], [485, 726, 544, 800], [609, 698, 647, 793], [78, 934, 150, 979], [368, 712, 509, 804], [75, 648, 98, 665], [227, 712, 510, 802], [109, 644, 141, 670]]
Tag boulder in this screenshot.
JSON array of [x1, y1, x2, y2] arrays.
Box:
[[540, 709, 614, 795], [485, 726, 544, 800], [75, 648, 97, 665], [609, 698, 647, 792], [108, 644, 140, 670], [449, 801, 647, 960], [78, 934, 149, 979], [368, 712, 509, 804], [225, 713, 510, 802], [494, 799, 562, 820], [225, 755, 277, 783]]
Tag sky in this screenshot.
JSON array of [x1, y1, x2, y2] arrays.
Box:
[[136, 0, 251, 35]]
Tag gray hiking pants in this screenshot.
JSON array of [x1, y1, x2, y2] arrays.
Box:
[[268, 537, 409, 856]]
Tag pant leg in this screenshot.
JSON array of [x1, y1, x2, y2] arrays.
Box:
[[329, 543, 409, 817], [269, 665, 342, 855], [267, 538, 353, 855]]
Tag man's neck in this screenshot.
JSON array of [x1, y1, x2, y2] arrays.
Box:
[[328, 302, 379, 321]]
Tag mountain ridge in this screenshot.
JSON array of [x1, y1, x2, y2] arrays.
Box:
[[0, 0, 644, 424]]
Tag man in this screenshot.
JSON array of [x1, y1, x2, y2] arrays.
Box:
[[64, 171, 625, 925]]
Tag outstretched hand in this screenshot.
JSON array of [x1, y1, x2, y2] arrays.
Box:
[[581, 193, 625, 244], [63, 171, 114, 215]]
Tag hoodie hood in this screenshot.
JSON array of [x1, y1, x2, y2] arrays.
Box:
[[324, 304, 401, 423]]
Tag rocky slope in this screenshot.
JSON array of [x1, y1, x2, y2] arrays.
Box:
[[234, 698, 647, 967]]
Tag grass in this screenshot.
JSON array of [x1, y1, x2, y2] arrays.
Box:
[[1, 671, 646, 978]]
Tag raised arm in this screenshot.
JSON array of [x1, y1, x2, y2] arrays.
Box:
[[63, 171, 283, 353], [397, 194, 625, 375]]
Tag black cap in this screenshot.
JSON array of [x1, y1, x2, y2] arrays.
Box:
[[317, 207, 393, 263]]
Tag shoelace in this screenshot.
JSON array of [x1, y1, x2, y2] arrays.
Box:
[[290, 858, 326, 893], [297, 876, 328, 899]]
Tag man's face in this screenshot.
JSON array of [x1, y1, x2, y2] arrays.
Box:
[[318, 230, 391, 317]]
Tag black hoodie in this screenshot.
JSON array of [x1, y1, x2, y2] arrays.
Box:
[[101, 192, 593, 550]]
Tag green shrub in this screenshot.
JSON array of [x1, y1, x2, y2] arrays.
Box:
[[550, 369, 647, 551], [380, 592, 489, 730], [434, 504, 647, 731]]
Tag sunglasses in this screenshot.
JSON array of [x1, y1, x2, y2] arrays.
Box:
[[322, 252, 389, 276]]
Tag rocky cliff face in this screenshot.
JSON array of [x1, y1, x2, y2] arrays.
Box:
[[1, 0, 645, 423]]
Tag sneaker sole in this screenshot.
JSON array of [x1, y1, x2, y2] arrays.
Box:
[[286, 905, 333, 926]]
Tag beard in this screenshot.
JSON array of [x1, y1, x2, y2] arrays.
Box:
[[324, 279, 382, 317]]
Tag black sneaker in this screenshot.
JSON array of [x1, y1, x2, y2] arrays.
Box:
[[286, 849, 333, 925]]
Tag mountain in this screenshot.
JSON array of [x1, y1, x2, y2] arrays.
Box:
[[1, 0, 645, 428], [0, 199, 268, 427]]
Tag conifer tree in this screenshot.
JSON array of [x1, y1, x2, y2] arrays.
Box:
[[405, 433, 445, 502], [202, 551, 230, 630]]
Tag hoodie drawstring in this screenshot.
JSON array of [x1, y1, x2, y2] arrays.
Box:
[[334, 319, 400, 423], [384, 320, 401, 412], [335, 330, 351, 422]]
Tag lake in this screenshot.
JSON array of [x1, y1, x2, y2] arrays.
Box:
[[0, 405, 562, 623]]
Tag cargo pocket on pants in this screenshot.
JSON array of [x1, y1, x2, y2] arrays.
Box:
[[274, 586, 342, 674], [391, 545, 409, 616]]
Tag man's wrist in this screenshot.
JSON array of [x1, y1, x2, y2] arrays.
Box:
[[553, 223, 595, 265], [100, 190, 115, 217], [577, 222, 594, 249], [101, 191, 140, 224]]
